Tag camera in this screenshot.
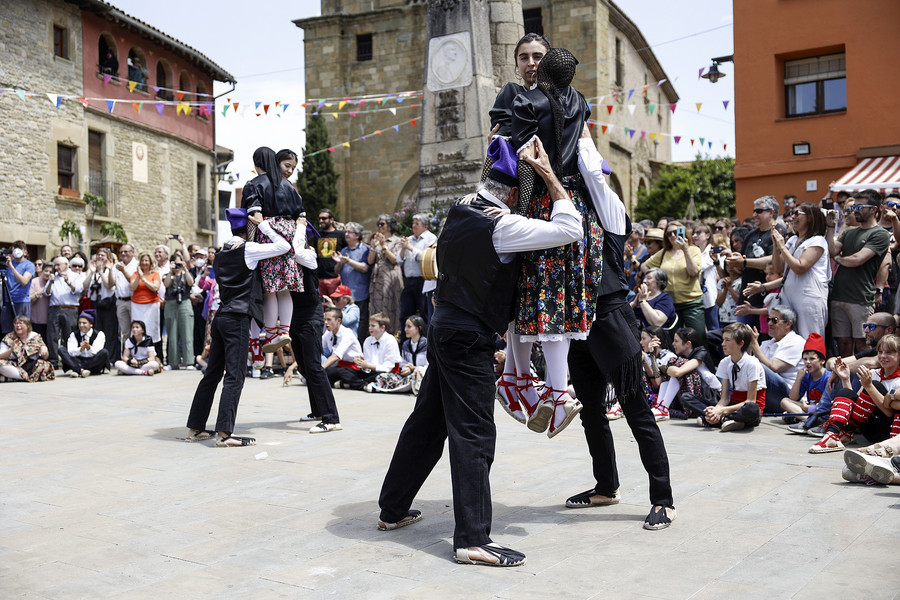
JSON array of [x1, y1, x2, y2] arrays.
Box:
[[0, 247, 10, 269]]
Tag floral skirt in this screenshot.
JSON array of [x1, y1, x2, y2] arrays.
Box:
[[514, 179, 603, 340], [256, 217, 303, 294]]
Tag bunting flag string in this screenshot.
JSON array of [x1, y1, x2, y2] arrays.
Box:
[[586, 119, 730, 152], [301, 118, 420, 159]]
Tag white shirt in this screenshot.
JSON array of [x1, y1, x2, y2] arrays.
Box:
[[46, 270, 84, 306], [578, 139, 627, 235], [292, 222, 318, 270], [67, 328, 106, 357], [482, 190, 582, 259], [401, 230, 438, 278], [226, 220, 291, 269], [363, 333, 402, 372], [113, 259, 138, 298], [322, 325, 363, 361], [783, 235, 830, 285], [760, 330, 805, 387], [716, 352, 767, 393]]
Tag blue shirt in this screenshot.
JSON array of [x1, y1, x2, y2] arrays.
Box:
[[340, 243, 371, 301], [7, 259, 35, 302], [799, 369, 831, 404]]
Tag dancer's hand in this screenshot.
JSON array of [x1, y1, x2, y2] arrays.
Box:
[[248, 212, 263, 226], [488, 124, 500, 142], [519, 137, 553, 178]]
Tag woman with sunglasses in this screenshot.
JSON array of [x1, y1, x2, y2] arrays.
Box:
[[367, 214, 404, 334], [641, 221, 706, 345], [761, 202, 830, 338]]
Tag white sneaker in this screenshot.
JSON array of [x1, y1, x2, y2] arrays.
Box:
[[651, 405, 669, 422]]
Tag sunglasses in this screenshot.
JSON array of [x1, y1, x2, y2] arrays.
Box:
[[848, 204, 871, 213], [766, 317, 782, 324], [886, 201, 900, 210], [862, 323, 885, 332], [666, 230, 678, 237], [714, 225, 726, 230], [377, 221, 387, 226], [753, 208, 770, 214]]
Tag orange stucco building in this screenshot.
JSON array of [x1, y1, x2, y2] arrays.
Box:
[[733, 0, 900, 218]]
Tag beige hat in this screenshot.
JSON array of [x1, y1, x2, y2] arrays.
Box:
[[643, 228, 664, 241]]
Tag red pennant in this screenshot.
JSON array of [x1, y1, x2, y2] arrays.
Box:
[[588, 122, 594, 130], [690, 139, 695, 146], [606, 105, 614, 115], [601, 125, 608, 134], [177, 91, 185, 101], [410, 119, 417, 127], [263, 104, 269, 114], [77, 97, 89, 108], [669, 103, 677, 113], [233, 102, 239, 111]]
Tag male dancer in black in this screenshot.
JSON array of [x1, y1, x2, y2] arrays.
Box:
[[186, 209, 291, 447], [377, 136, 583, 567], [283, 217, 343, 433], [565, 125, 676, 529]]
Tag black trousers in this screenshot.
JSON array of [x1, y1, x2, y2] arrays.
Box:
[[325, 364, 377, 389], [379, 325, 496, 549], [58, 348, 109, 375], [290, 313, 340, 424], [400, 276, 426, 324], [46, 306, 77, 367], [186, 312, 249, 434], [568, 339, 674, 508], [681, 394, 762, 428], [95, 304, 119, 367]]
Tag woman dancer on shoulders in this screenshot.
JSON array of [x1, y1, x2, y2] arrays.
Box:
[[504, 48, 603, 438], [241, 147, 304, 364]]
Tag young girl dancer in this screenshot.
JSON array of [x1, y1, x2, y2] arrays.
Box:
[[241, 147, 304, 365]]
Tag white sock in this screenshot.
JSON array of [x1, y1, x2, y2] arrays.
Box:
[[541, 339, 571, 398]]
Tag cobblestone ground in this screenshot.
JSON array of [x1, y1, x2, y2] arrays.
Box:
[[2, 369, 898, 599]]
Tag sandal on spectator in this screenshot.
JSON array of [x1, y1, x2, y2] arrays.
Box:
[[215, 434, 256, 447], [186, 429, 215, 442], [643, 505, 676, 530], [860, 442, 896, 458], [809, 431, 848, 454], [377, 509, 422, 531], [844, 450, 895, 484], [565, 488, 621, 508], [454, 543, 526, 567]]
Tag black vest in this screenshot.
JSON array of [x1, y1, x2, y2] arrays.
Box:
[[596, 215, 632, 301], [78, 329, 100, 346], [214, 242, 263, 326], [433, 197, 521, 335]]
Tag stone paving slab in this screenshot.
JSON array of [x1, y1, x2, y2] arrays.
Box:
[[2, 369, 899, 599]]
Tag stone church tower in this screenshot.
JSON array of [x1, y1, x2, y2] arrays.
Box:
[[295, 0, 677, 227]]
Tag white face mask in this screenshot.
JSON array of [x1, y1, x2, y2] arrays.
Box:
[[194, 258, 205, 268], [12, 248, 24, 259]]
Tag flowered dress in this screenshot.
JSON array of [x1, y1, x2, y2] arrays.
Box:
[[256, 217, 303, 294], [0, 332, 55, 382], [514, 175, 603, 340], [369, 235, 405, 333]]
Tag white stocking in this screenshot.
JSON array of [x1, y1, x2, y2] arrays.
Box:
[[276, 290, 293, 331], [540, 339, 570, 397], [657, 378, 681, 409], [263, 293, 279, 329], [513, 336, 535, 381], [502, 324, 519, 380]]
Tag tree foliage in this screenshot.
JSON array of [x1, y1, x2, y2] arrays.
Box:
[[296, 114, 339, 219], [634, 154, 735, 222]]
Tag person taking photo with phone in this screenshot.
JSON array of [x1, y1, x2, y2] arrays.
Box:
[[641, 221, 706, 344]]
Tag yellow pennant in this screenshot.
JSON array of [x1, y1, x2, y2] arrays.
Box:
[[128, 81, 137, 93]]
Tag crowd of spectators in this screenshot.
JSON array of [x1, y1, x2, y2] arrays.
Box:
[[622, 188, 900, 484]]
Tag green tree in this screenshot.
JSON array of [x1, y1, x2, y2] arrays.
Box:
[[296, 114, 339, 219], [634, 154, 735, 223]]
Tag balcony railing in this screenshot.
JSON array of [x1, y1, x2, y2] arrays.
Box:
[[87, 177, 119, 218]]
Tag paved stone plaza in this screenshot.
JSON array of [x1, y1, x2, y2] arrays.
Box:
[[2, 370, 898, 599]]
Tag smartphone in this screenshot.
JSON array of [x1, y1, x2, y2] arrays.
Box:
[[169, 233, 179, 239], [675, 226, 685, 240], [712, 245, 724, 254]]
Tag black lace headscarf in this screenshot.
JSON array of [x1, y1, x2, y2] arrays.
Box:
[[535, 48, 578, 175], [252, 146, 281, 191]]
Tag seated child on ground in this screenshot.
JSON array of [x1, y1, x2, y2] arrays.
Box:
[[322, 308, 364, 388], [780, 332, 830, 425], [683, 323, 766, 431], [652, 327, 722, 421]]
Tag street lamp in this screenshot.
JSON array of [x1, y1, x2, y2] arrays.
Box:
[[701, 55, 734, 84]]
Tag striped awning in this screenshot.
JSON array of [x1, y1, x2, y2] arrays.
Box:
[[832, 156, 900, 194]]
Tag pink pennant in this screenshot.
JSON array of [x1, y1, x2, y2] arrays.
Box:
[[674, 136, 681, 144], [669, 104, 677, 114]]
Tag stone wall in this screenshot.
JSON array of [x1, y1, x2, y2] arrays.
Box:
[[298, 0, 676, 223], [0, 0, 217, 259]]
